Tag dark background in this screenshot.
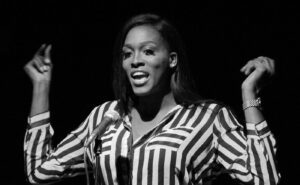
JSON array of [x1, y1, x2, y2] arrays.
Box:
[[1, 0, 299, 184]]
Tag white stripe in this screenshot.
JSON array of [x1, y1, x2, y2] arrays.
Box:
[[256, 139, 270, 184], [175, 106, 216, 184], [29, 111, 50, 124], [110, 122, 122, 185], [149, 136, 183, 145], [247, 139, 258, 184], [163, 107, 184, 130], [35, 128, 47, 168], [142, 148, 150, 185], [100, 155, 109, 185], [132, 148, 140, 185], [89, 103, 108, 151], [54, 138, 82, 159], [256, 121, 268, 131], [222, 133, 246, 155], [147, 145, 177, 151], [164, 150, 171, 185], [176, 109, 190, 127], [121, 131, 130, 157], [186, 104, 217, 128], [185, 107, 201, 127], [264, 137, 279, 183], [152, 149, 160, 185]]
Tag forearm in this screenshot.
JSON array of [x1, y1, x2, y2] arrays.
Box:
[[30, 82, 50, 117]]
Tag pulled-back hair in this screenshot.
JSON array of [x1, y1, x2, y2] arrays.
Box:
[[112, 13, 202, 114]]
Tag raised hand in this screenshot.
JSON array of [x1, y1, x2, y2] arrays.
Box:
[[240, 56, 275, 96], [24, 44, 52, 85], [24, 44, 53, 116]]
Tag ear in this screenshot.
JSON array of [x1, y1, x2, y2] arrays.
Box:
[[169, 52, 178, 68]]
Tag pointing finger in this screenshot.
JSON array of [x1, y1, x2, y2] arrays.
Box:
[[44, 44, 52, 64], [34, 44, 46, 56]]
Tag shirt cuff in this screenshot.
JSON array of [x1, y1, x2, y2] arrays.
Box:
[[27, 111, 50, 129], [246, 120, 270, 138]]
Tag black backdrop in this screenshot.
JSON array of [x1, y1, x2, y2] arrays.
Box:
[[1, 0, 299, 184]]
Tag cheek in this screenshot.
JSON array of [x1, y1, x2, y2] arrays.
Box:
[[122, 61, 130, 74]]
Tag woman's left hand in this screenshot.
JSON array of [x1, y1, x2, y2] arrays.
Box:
[[240, 56, 275, 97]]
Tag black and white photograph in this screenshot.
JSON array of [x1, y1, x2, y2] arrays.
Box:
[[2, 0, 298, 184]]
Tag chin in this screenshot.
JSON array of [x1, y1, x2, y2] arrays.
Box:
[[132, 86, 152, 97]]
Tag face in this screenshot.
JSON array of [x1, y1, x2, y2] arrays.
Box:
[[122, 25, 176, 97]]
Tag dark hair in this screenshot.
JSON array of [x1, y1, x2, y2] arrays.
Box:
[[112, 13, 202, 114]]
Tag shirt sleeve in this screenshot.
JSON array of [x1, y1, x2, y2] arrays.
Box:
[[24, 110, 93, 184], [213, 107, 281, 185]]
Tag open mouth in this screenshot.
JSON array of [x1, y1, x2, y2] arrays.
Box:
[[130, 71, 150, 85]]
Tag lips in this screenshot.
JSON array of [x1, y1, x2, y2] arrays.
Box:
[[131, 71, 149, 79], [130, 71, 149, 86]]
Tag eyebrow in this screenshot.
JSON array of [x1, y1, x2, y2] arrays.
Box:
[[123, 41, 157, 49]]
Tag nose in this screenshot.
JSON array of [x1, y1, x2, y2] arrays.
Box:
[[131, 53, 144, 68]]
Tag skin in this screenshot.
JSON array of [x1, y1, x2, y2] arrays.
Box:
[[122, 25, 178, 140], [24, 27, 275, 139], [122, 25, 176, 98]]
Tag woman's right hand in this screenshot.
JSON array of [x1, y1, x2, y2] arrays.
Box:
[[24, 44, 52, 87], [24, 44, 52, 116]]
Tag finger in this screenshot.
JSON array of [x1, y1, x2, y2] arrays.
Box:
[[244, 60, 257, 75], [32, 57, 47, 73], [240, 60, 253, 74], [259, 57, 275, 75], [34, 44, 46, 56], [268, 58, 275, 75], [44, 44, 52, 64]]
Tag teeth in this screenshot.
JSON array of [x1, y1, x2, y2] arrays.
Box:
[[132, 72, 148, 78]]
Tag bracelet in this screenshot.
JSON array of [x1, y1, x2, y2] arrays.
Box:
[[242, 97, 262, 110]]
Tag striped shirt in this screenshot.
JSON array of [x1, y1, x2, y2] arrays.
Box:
[[24, 100, 280, 185]]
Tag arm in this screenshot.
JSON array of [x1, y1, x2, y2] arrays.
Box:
[[24, 44, 52, 117], [24, 112, 90, 184], [214, 57, 280, 184], [23, 45, 89, 184], [215, 107, 280, 185]]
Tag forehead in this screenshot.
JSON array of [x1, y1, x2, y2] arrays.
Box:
[[123, 25, 164, 47]]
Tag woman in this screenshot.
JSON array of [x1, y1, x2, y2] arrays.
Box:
[[24, 14, 280, 185]]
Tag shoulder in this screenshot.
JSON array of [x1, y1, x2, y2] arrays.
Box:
[[186, 100, 242, 130], [88, 100, 120, 119], [187, 99, 226, 116]]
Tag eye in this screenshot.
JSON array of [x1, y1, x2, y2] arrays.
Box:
[[122, 51, 132, 60], [144, 49, 155, 56]]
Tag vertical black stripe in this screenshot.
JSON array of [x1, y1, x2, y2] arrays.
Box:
[[92, 106, 102, 130], [105, 155, 114, 185], [251, 140, 263, 185], [41, 128, 51, 163], [265, 138, 276, 184], [158, 149, 166, 185], [115, 129, 129, 185], [169, 151, 176, 185], [147, 149, 154, 185], [30, 130, 42, 177], [136, 145, 146, 184]]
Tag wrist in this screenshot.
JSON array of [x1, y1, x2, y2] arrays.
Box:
[[33, 82, 50, 94]]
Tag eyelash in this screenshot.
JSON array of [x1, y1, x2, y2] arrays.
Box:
[[144, 49, 154, 55], [122, 49, 155, 60], [122, 51, 132, 60]]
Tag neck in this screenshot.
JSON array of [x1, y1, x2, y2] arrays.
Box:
[[133, 89, 177, 121]]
